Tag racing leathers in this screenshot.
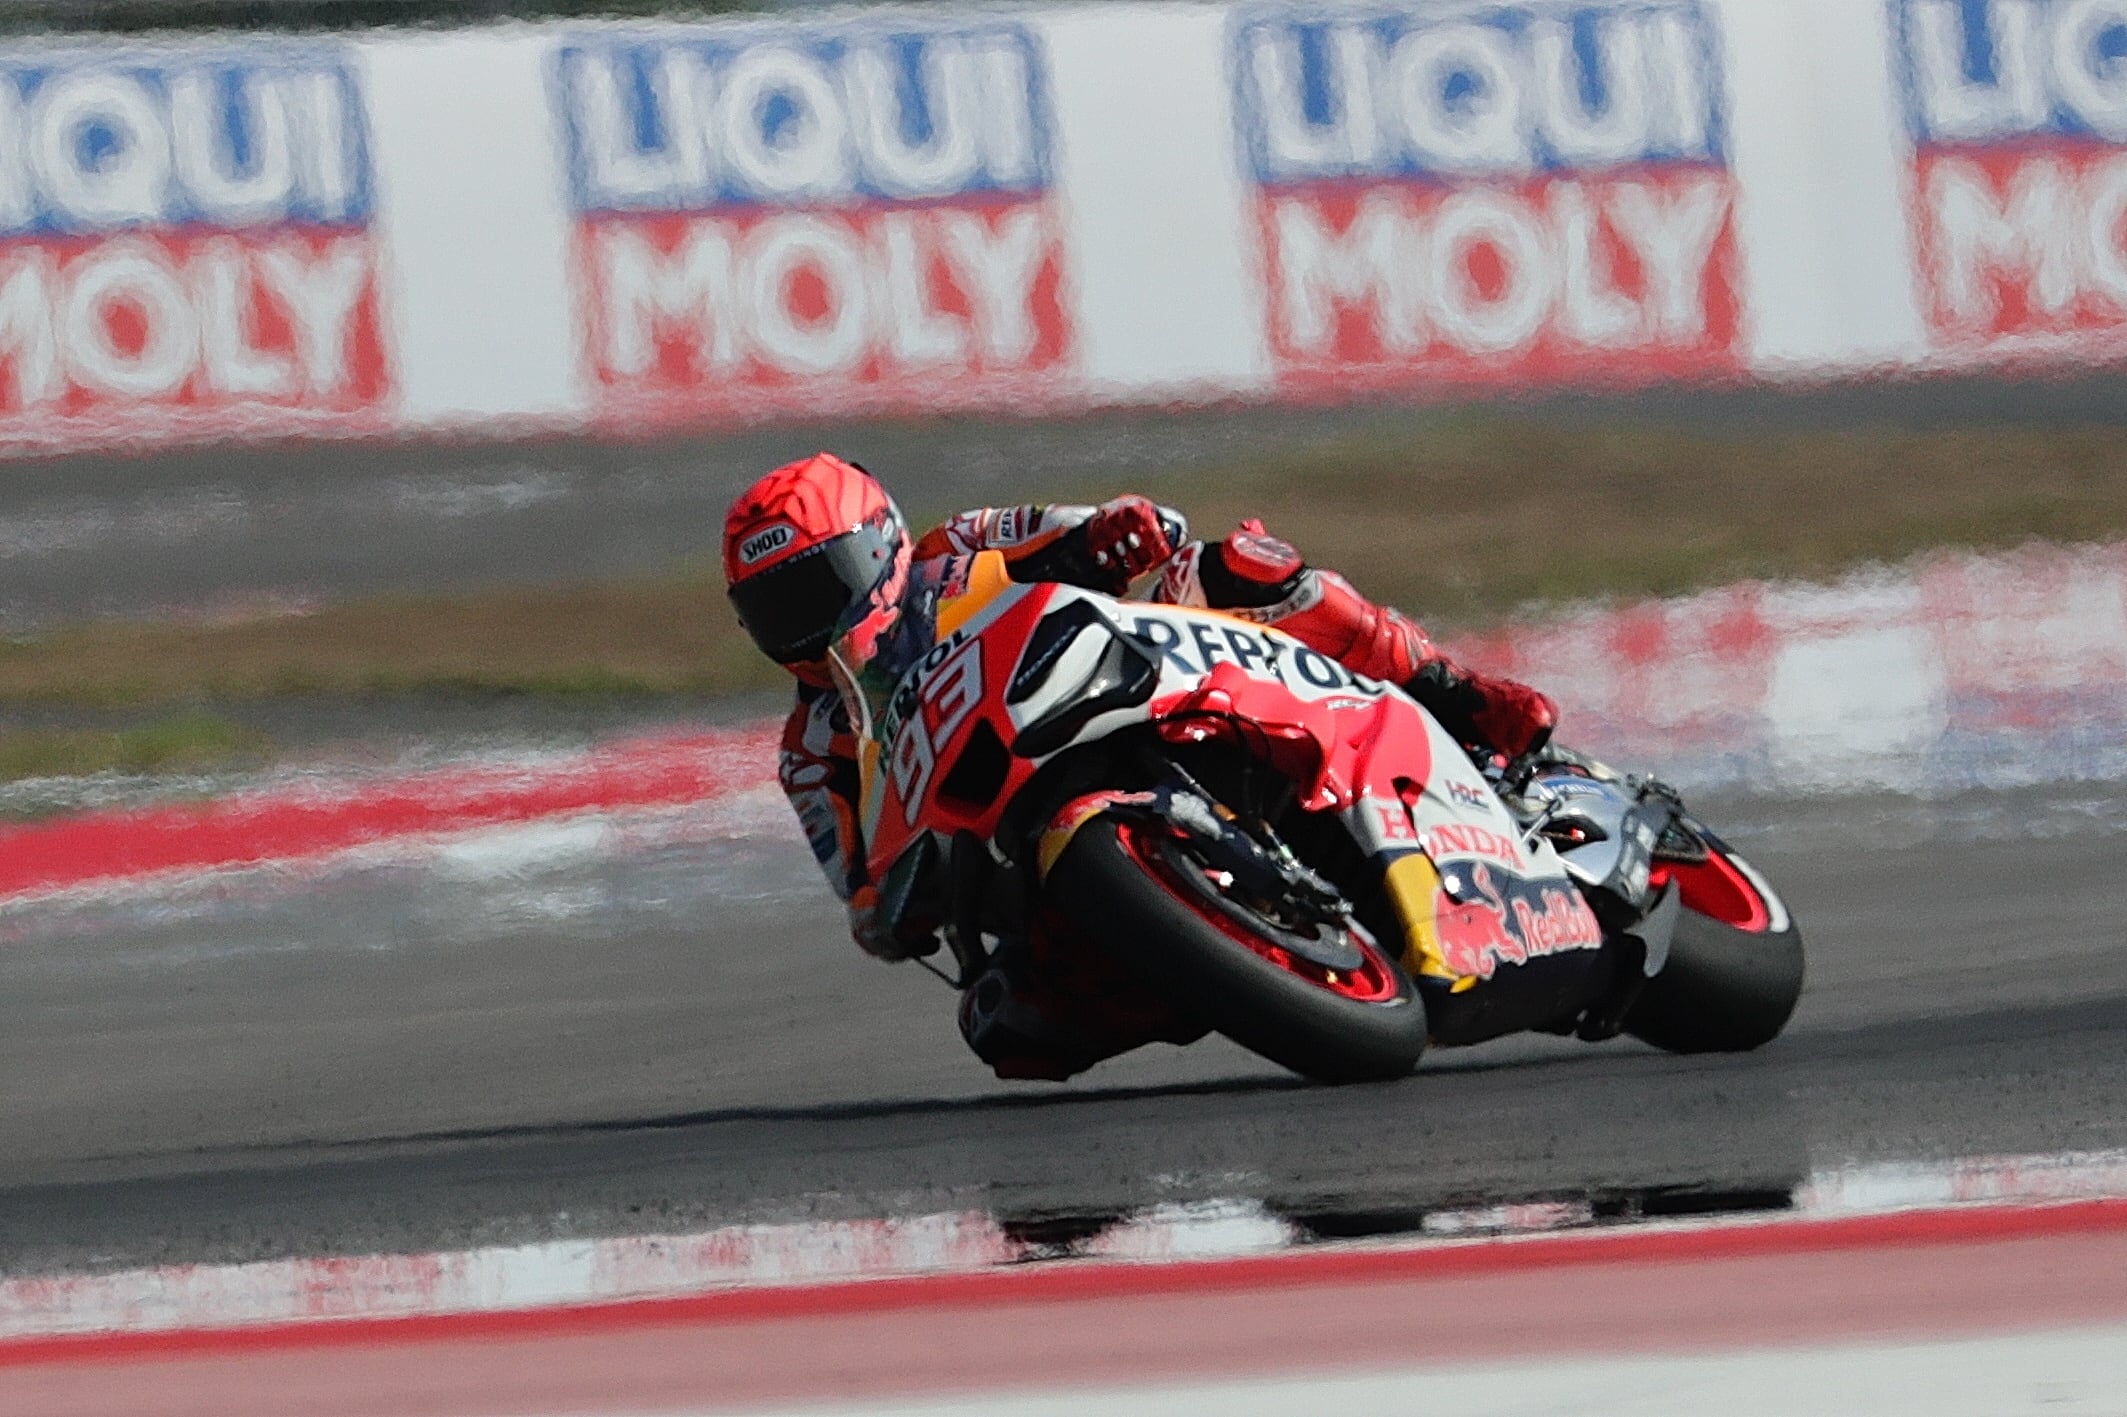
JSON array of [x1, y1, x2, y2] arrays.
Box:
[[774, 498, 1558, 1077]]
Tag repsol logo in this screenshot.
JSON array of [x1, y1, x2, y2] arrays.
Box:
[[1129, 611, 1380, 695], [878, 626, 968, 750], [738, 523, 794, 564]]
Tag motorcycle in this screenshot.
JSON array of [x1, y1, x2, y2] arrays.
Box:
[[835, 550, 1804, 1083]]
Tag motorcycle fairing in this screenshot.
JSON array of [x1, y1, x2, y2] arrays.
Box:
[[1525, 764, 1791, 942], [1082, 605, 1610, 1009], [849, 555, 1050, 869], [850, 563, 1614, 1030]]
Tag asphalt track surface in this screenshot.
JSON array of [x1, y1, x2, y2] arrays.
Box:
[[5, 778, 2125, 1278]]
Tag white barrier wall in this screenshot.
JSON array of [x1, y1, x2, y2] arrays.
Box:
[[0, 0, 2124, 454]]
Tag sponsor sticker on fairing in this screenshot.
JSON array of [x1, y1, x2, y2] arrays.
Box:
[[1894, 0, 2127, 359], [0, 42, 388, 451], [1432, 859, 1604, 978], [554, 21, 1072, 429], [1446, 779, 1493, 810], [1424, 820, 1527, 868], [1230, 0, 1743, 393], [1127, 607, 1390, 702]]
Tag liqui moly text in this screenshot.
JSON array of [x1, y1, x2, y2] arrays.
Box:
[[1897, 0, 2127, 354], [1232, 0, 1742, 392], [556, 23, 1071, 428], [0, 46, 387, 449]]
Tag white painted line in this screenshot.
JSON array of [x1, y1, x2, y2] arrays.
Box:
[[0, 1209, 1014, 1342], [10, 1146, 2127, 1346], [1802, 1149, 2127, 1215]]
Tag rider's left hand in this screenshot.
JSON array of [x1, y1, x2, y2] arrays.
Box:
[[1084, 495, 1178, 589], [1474, 679, 1558, 760]]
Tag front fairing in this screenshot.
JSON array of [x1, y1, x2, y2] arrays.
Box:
[[828, 555, 954, 749], [845, 555, 1060, 886], [847, 572, 1607, 1010]]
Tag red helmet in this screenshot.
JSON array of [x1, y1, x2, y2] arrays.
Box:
[[723, 453, 911, 673]]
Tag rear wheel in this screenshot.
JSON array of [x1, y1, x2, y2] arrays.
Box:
[[1046, 816, 1427, 1083], [1624, 845, 1804, 1054]]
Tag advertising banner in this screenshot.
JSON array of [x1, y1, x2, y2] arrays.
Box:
[[554, 20, 1074, 429], [1231, 0, 1745, 395], [0, 42, 390, 451], [1896, 0, 2127, 362]]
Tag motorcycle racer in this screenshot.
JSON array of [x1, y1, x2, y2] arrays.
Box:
[[724, 452, 1558, 1078]]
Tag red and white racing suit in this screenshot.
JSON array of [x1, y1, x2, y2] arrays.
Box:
[[775, 500, 1556, 1079]]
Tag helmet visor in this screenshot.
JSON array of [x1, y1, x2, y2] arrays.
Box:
[[729, 522, 898, 665]]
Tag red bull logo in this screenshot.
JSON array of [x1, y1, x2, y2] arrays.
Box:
[[1432, 862, 1604, 980]]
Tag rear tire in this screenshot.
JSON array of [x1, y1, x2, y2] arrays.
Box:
[[1624, 905, 1804, 1054], [1047, 817, 1427, 1083]]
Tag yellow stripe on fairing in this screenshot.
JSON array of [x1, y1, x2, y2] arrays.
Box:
[[935, 551, 1015, 641], [1037, 796, 1114, 879], [1383, 851, 1463, 983]]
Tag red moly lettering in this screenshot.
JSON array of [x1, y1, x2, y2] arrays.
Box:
[[1261, 171, 1740, 385], [1917, 148, 2127, 343], [0, 232, 384, 415], [581, 204, 1068, 412]]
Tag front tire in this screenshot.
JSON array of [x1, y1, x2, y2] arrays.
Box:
[[1046, 817, 1427, 1083], [1623, 857, 1804, 1054]]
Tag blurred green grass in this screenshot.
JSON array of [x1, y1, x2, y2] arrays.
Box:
[[1178, 415, 2127, 622], [0, 711, 267, 783], [0, 414, 2123, 781]]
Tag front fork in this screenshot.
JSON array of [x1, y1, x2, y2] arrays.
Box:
[[941, 830, 997, 990]]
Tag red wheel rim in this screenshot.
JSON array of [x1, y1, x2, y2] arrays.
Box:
[[1117, 822, 1403, 1003], [1650, 848, 1772, 933]]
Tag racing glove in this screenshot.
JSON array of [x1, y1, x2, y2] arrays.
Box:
[[1083, 495, 1181, 591]]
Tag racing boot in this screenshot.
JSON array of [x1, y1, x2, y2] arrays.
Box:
[[1405, 657, 1557, 760], [1170, 521, 1558, 759]]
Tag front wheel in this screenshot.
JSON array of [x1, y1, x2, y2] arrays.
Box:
[[1046, 816, 1427, 1083], [1624, 844, 1804, 1053]]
